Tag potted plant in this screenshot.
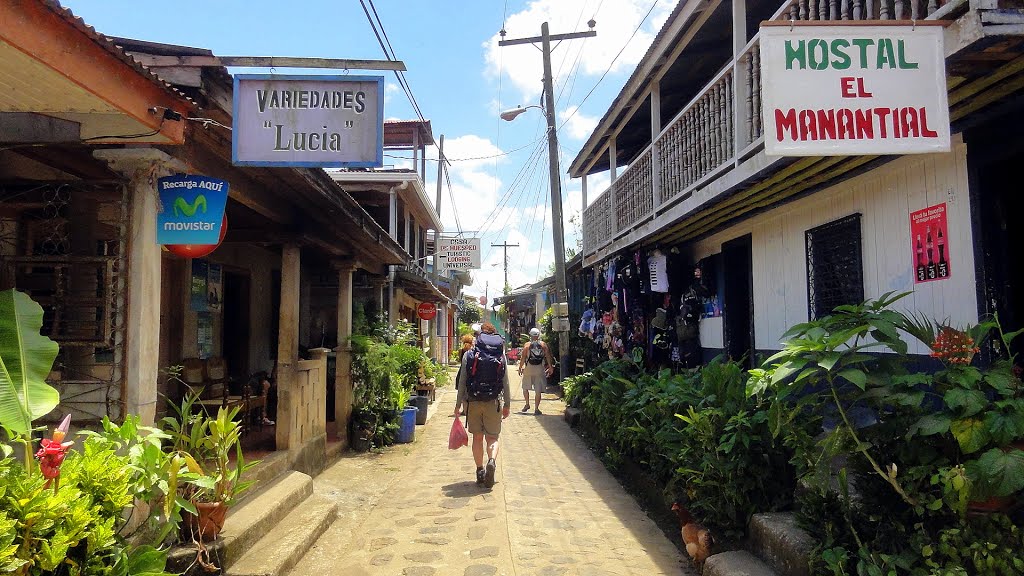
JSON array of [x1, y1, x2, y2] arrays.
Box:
[[178, 405, 257, 541]]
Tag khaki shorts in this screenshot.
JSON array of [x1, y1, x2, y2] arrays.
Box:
[[466, 400, 502, 436], [521, 369, 546, 393]]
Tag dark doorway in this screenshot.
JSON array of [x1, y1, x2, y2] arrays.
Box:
[[969, 105, 1024, 364], [722, 235, 754, 368], [222, 270, 251, 383]]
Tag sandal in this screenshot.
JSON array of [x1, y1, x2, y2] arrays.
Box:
[[521, 404, 530, 412], [534, 409, 542, 416]]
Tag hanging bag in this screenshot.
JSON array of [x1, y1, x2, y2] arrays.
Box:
[[449, 416, 468, 450]]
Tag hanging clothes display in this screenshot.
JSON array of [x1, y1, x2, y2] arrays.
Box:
[[648, 249, 669, 293]]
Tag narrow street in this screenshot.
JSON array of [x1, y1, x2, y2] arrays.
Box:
[[288, 371, 691, 576]]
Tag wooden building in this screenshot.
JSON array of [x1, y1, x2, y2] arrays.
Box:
[[572, 0, 1024, 362], [0, 2, 432, 476]]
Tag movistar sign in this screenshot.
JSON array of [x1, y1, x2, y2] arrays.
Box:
[[156, 174, 229, 245]]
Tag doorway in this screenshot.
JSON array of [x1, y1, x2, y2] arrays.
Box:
[[969, 105, 1024, 363], [722, 235, 754, 367], [222, 270, 251, 383]]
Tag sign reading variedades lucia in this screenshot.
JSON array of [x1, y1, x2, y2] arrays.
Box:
[[760, 24, 950, 156], [438, 237, 481, 270], [232, 74, 384, 167], [156, 175, 228, 245]]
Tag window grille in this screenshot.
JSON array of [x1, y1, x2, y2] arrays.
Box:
[[805, 214, 864, 320]]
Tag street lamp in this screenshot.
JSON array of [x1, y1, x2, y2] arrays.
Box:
[[499, 104, 543, 122], [499, 95, 572, 385]]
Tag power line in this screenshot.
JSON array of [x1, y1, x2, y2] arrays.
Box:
[[358, 0, 427, 124], [560, 0, 661, 130]]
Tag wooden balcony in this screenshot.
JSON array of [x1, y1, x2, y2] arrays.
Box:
[[580, 0, 1020, 263]]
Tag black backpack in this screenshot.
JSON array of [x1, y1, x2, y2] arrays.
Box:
[[526, 341, 545, 365], [466, 333, 505, 401]]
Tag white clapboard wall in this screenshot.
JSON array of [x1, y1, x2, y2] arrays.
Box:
[[693, 133, 976, 356]]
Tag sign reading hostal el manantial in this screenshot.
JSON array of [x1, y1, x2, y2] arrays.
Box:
[[232, 74, 384, 167], [760, 24, 950, 156]]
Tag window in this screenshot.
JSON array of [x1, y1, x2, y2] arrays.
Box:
[[805, 214, 864, 320]]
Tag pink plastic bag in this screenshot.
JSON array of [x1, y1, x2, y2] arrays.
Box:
[[449, 417, 468, 450]]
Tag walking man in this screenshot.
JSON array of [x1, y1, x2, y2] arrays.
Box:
[[454, 322, 511, 488], [518, 327, 554, 415]]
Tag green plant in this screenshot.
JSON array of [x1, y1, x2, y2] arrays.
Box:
[[180, 406, 257, 506], [79, 415, 192, 546], [0, 434, 176, 576], [0, 289, 60, 467], [898, 315, 1024, 501]]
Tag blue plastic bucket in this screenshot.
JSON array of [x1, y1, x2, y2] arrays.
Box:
[[397, 407, 417, 443]]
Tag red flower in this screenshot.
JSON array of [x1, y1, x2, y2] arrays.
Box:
[[35, 414, 73, 491]]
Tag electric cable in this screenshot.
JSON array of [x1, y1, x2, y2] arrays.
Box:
[[560, 0, 661, 130]]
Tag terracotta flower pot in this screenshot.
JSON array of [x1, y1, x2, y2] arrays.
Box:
[[184, 501, 227, 542]]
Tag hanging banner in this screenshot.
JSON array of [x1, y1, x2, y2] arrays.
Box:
[[760, 23, 950, 156], [438, 237, 482, 270], [910, 202, 951, 283], [207, 263, 223, 312], [190, 260, 209, 311], [157, 174, 229, 245], [233, 74, 384, 167]]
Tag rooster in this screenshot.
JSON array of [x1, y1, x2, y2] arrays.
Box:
[[671, 502, 714, 565]]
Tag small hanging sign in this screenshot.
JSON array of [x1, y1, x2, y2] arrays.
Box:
[[910, 202, 951, 283], [157, 174, 229, 245]]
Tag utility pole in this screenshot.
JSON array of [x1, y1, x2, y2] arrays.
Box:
[[491, 242, 519, 294], [499, 21, 595, 384], [432, 135, 444, 362]]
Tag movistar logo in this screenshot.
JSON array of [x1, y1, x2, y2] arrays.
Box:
[[173, 195, 207, 218]]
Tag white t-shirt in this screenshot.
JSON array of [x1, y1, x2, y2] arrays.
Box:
[[648, 252, 669, 293]]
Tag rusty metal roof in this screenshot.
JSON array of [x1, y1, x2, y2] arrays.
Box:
[[41, 0, 195, 109], [384, 119, 435, 148]]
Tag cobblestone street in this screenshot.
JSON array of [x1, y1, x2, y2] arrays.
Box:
[[289, 371, 690, 576]]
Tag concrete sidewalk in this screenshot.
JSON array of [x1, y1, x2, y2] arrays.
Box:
[[288, 371, 690, 576]]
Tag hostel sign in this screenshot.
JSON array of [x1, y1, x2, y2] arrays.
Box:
[[233, 74, 384, 167], [156, 175, 228, 245], [760, 24, 950, 156], [438, 237, 481, 270]]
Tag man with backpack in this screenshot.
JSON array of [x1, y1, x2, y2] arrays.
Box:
[[518, 327, 554, 415], [454, 322, 511, 488]]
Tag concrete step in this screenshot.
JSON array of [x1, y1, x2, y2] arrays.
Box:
[[225, 493, 337, 576], [238, 450, 291, 504], [166, 469, 313, 573], [704, 551, 779, 576], [219, 471, 314, 566], [748, 512, 815, 576]]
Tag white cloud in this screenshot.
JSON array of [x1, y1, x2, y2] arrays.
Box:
[[483, 0, 675, 103], [561, 104, 598, 140]]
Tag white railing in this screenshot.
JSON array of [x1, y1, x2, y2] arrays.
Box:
[[615, 148, 653, 231], [657, 66, 735, 205], [774, 0, 953, 21]]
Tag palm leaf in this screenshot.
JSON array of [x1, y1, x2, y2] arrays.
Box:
[[0, 289, 60, 435]]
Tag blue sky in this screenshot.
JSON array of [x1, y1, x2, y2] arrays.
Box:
[[62, 0, 674, 298]]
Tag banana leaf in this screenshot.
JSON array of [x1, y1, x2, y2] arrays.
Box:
[[0, 289, 60, 435]]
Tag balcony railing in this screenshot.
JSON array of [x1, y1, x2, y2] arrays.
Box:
[[581, 0, 957, 257]]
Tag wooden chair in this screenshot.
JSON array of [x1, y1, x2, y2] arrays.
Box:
[[242, 371, 270, 427]]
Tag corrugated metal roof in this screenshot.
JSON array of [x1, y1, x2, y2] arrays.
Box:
[[568, 0, 691, 176], [384, 119, 435, 148], [41, 0, 195, 109]]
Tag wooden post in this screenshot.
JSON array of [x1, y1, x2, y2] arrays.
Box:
[[650, 81, 662, 211], [93, 149, 186, 425], [334, 261, 357, 446], [276, 244, 301, 451]]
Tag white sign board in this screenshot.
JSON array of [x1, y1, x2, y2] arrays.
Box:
[[233, 74, 384, 167], [760, 24, 950, 156], [438, 237, 481, 270]]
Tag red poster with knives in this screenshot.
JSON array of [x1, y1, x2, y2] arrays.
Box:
[[910, 203, 951, 284]]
